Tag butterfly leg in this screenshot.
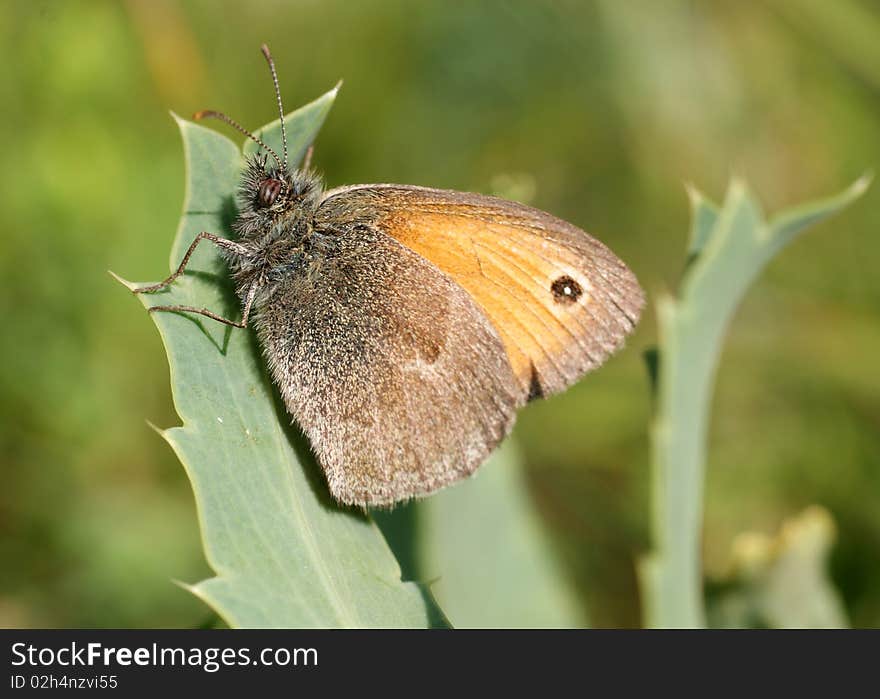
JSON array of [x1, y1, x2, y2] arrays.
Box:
[[134, 232, 254, 328], [147, 281, 257, 328], [133, 232, 248, 294]]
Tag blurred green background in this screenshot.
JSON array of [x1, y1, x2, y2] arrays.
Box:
[[1, 0, 878, 628]]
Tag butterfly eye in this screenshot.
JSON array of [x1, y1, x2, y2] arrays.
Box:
[[257, 178, 283, 207]]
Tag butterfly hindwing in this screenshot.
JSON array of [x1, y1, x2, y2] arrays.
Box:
[[254, 220, 520, 506]]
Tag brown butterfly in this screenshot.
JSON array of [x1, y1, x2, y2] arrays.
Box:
[[134, 45, 644, 507]]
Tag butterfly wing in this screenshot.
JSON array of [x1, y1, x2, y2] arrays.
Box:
[[317, 184, 645, 400], [255, 221, 520, 507]]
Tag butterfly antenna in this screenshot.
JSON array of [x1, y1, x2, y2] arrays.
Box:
[[260, 44, 288, 171], [193, 109, 283, 171]]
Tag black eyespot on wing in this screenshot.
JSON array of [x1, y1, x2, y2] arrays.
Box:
[[551, 275, 583, 305]]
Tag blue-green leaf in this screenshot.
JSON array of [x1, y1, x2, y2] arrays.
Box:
[[639, 176, 868, 628]]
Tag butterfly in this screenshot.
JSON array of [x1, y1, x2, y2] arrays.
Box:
[[134, 45, 644, 507]]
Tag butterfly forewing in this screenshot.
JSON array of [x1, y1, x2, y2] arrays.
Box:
[[317, 185, 645, 400]]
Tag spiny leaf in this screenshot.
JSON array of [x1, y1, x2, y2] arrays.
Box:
[[116, 86, 445, 628], [639, 176, 868, 629]]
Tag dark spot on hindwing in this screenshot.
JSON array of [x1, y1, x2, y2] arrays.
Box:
[[396, 325, 443, 365], [418, 337, 442, 363], [551, 275, 583, 305]]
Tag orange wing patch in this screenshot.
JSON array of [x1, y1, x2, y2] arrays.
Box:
[[387, 212, 584, 390], [318, 185, 644, 401], [382, 209, 641, 399]]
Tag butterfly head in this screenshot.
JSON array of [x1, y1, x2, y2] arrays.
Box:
[[195, 44, 323, 237], [243, 153, 322, 212]]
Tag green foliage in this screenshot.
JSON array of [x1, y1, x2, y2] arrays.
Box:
[[639, 177, 869, 628], [417, 441, 586, 627], [376, 440, 586, 628], [115, 90, 444, 628]]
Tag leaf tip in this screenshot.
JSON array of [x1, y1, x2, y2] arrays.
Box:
[[108, 269, 136, 291], [851, 171, 873, 198], [171, 578, 199, 595], [177, 580, 233, 626], [145, 419, 169, 440], [727, 174, 750, 200], [683, 181, 703, 207], [725, 175, 767, 224]]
